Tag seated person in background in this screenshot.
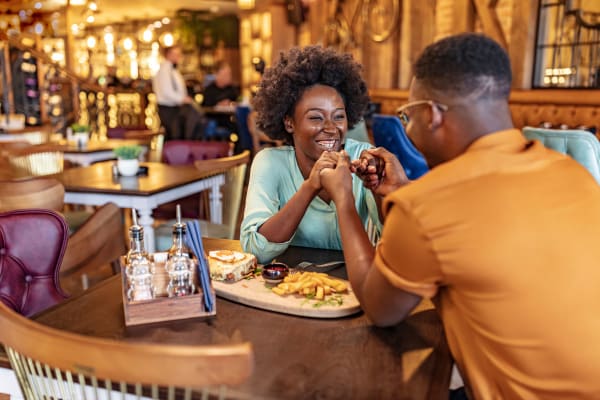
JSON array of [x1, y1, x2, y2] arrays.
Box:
[[241, 46, 381, 264], [202, 60, 240, 139], [319, 33, 600, 399], [202, 61, 240, 107]]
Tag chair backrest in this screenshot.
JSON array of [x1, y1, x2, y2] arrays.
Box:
[[6, 143, 66, 176], [195, 150, 251, 239], [0, 301, 253, 399], [372, 114, 429, 180], [0, 209, 68, 317], [60, 202, 126, 296], [235, 105, 254, 153], [0, 177, 65, 212], [522, 126, 600, 184], [162, 140, 233, 165]]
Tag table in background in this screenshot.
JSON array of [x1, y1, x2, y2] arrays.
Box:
[[54, 161, 225, 252], [60, 139, 151, 166], [29, 238, 452, 399]]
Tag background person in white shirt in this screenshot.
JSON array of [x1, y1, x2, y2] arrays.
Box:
[[153, 45, 204, 141]]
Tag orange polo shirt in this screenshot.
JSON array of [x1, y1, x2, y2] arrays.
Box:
[[375, 129, 600, 399]]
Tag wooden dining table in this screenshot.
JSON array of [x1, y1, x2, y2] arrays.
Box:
[[59, 138, 151, 166], [53, 161, 225, 252], [2, 238, 452, 399]]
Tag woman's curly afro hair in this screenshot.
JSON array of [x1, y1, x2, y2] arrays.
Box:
[[252, 45, 369, 143]]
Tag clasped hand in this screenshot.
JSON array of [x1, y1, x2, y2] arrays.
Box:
[[317, 147, 410, 202]]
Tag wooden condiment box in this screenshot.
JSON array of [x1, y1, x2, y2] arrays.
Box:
[[120, 254, 216, 326]]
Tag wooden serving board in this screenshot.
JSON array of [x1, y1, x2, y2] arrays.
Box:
[[212, 275, 361, 318]]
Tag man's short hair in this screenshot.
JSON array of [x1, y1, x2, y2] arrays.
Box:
[[414, 33, 512, 100], [163, 45, 180, 57]]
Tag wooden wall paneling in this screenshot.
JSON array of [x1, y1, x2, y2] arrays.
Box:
[[269, 4, 298, 63], [508, 0, 539, 89], [399, 0, 436, 88], [361, 0, 400, 89], [435, 0, 475, 41], [304, 0, 328, 46], [472, 0, 508, 48]]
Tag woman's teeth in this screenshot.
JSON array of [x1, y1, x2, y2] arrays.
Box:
[[317, 140, 336, 150]]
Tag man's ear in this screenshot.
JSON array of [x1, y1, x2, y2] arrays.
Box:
[[284, 117, 294, 134], [428, 105, 444, 130]]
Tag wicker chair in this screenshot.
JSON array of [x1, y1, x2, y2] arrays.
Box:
[[0, 300, 253, 399]]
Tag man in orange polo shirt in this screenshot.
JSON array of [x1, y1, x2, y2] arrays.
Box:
[[320, 33, 600, 399]]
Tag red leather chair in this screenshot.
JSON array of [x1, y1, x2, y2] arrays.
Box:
[[156, 140, 234, 219], [0, 209, 68, 317], [162, 140, 233, 165]]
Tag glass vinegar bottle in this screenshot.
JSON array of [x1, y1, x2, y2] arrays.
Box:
[[125, 209, 155, 301], [165, 205, 196, 297]]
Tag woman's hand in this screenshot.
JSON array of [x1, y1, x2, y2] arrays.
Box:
[[306, 151, 339, 192], [320, 151, 355, 205]]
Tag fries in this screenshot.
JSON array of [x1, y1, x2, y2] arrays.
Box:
[[271, 271, 348, 299]]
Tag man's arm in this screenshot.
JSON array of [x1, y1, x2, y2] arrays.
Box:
[[321, 152, 421, 326]]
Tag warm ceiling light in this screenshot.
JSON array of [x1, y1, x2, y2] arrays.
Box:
[[162, 17, 170, 24], [161, 33, 174, 47], [71, 23, 79, 33], [88, 1, 98, 11], [86, 14, 95, 23], [104, 32, 114, 44], [237, 0, 255, 10], [123, 37, 133, 51], [87, 36, 96, 49], [69, 0, 86, 5], [142, 29, 153, 43]]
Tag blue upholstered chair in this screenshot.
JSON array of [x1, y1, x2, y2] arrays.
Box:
[[235, 105, 254, 153], [522, 126, 600, 184], [371, 114, 429, 180]]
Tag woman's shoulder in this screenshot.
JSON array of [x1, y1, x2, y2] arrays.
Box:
[[252, 145, 295, 167]]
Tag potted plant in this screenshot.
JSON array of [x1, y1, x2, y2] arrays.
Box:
[[70, 123, 91, 148], [113, 145, 143, 176]]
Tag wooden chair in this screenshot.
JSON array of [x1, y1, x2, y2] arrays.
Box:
[[0, 300, 253, 399], [6, 144, 66, 177], [0, 177, 64, 213], [156, 140, 233, 220], [0, 178, 126, 295], [155, 151, 251, 250], [59, 202, 126, 295]]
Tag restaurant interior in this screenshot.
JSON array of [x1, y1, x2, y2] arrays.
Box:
[[1, 0, 600, 398]]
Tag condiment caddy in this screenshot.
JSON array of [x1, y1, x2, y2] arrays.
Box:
[[120, 206, 216, 326]]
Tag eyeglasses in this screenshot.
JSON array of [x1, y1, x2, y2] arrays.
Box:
[[396, 100, 449, 127]]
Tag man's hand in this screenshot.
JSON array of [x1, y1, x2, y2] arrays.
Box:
[[352, 147, 410, 197]]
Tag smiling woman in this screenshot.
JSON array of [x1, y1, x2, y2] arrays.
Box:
[[241, 45, 381, 264]]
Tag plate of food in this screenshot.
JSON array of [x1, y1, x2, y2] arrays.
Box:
[[208, 250, 361, 318]]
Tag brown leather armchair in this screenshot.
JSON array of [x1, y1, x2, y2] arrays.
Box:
[[0, 209, 69, 317]]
